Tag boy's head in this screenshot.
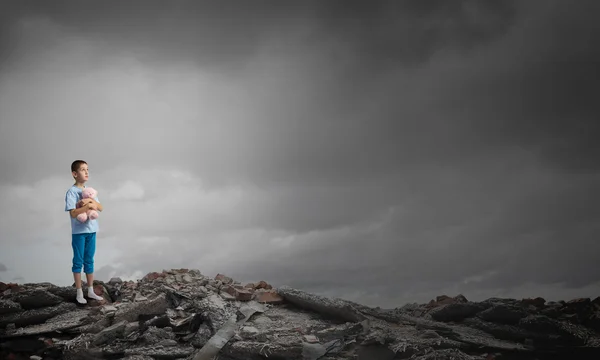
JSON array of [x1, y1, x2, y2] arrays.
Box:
[[71, 160, 89, 183]]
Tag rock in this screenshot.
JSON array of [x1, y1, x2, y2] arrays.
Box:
[[191, 301, 265, 360], [476, 304, 528, 325], [12, 289, 63, 309], [0, 309, 90, 338], [0, 300, 22, 315], [303, 334, 319, 343], [100, 305, 118, 315], [521, 297, 546, 308], [142, 272, 166, 282], [253, 290, 284, 304], [455, 294, 468, 303], [46, 286, 77, 302], [255, 280, 272, 290], [139, 326, 176, 344], [113, 293, 168, 323], [0, 302, 77, 328], [92, 320, 127, 345], [220, 291, 236, 301], [215, 273, 233, 285], [190, 324, 212, 348], [277, 286, 368, 323], [240, 326, 260, 338], [223, 285, 253, 301], [108, 277, 123, 285], [123, 345, 195, 358], [429, 302, 488, 322]]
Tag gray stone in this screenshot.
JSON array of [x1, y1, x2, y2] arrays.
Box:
[[241, 325, 260, 334], [124, 322, 140, 337], [13, 289, 64, 309], [92, 320, 127, 345], [44, 285, 78, 301], [190, 324, 212, 348], [139, 326, 175, 345], [192, 301, 265, 360], [0, 299, 22, 315], [0, 309, 90, 338], [277, 286, 367, 323], [0, 302, 77, 329], [476, 304, 528, 325], [429, 302, 488, 322], [109, 277, 123, 285], [113, 293, 168, 323], [124, 345, 195, 358]]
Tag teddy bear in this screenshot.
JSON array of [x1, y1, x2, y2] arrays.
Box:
[[76, 187, 100, 223]]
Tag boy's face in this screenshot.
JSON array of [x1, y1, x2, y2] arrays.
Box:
[[73, 164, 89, 182]]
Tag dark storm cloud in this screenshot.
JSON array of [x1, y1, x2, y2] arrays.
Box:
[[0, 263, 7, 271], [0, 0, 523, 188], [438, 0, 600, 173]]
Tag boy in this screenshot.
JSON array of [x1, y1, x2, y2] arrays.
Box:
[[64, 160, 105, 304]]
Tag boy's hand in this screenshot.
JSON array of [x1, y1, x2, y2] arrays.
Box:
[[88, 203, 98, 211], [78, 198, 95, 207]]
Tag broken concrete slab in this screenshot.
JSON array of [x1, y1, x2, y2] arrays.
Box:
[[277, 286, 367, 323], [0, 309, 90, 338], [93, 320, 128, 346], [192, 301, 265, 360], [113, 293, 168, 323], [0, 302, 77, 329], [253, 290, 284, 304], [12, 289, 64, 310], [0, 299, 22, 315]]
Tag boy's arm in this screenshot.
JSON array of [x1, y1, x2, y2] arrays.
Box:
[[92, 198, 103, 212], [80, 198, 103, 212], [65, 190, 91, 218], [69, 205, 91, 218]]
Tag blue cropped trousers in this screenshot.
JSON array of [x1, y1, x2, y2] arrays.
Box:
[[72, 232, 96, 273]]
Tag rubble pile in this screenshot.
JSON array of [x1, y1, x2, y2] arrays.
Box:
[[0, 269, 599, 360]]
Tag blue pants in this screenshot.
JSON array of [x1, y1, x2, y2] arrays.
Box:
[[72, 232, 96, 273]]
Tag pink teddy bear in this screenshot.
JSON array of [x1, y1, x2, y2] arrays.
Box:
[[76, 187, 100, 223]]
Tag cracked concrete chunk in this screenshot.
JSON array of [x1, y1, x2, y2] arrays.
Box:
[[13, 289, 64, 310], [277, 286, 367, 323], [0, 302, 76, 329], [113, 293, 168, 323], [93, 320, 127, 345], [429, 302, 488, 322], [0, 299, 22, 315], [1, 309, 90, 338], [124, 345, 195, 358]]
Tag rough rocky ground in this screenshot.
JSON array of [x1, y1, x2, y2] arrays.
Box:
[[1, 269, 599, 360]]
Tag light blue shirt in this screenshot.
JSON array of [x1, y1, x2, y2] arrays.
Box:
[[65, 185, 100, 234]]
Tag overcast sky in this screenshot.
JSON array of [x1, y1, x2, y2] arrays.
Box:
[[0, 0, 599, 308]]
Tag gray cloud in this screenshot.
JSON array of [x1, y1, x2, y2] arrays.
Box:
[[0, 263, 7, 272], [0, 0, 598, 307]]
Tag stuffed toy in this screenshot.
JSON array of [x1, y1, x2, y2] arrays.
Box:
[[76, 187, 100, 223]]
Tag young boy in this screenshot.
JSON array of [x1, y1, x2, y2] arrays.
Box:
[[64, 160, 105, 304]]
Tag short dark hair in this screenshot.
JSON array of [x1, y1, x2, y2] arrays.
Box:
[[71, 160, 87, 172]]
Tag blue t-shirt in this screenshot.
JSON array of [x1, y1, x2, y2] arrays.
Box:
[[65, 185, 100, 234]]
